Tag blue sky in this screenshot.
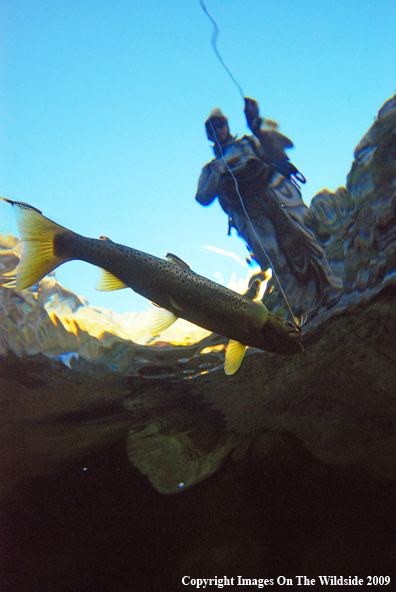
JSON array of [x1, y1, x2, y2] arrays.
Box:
[[1, 0, 395, 314]]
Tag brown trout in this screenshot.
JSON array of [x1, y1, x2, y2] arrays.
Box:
[[2, 198, 303, 374]]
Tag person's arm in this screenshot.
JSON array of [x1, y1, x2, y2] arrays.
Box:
[[244, 97, 293, 153], [244, 97, 306, 184], [244, 97, 262, 136], [195, 163, 219, 206]]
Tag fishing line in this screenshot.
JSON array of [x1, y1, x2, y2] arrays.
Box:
[[199, 1, 297, 322], [208, 121, 298, 323], [198, 0, 245, 101]]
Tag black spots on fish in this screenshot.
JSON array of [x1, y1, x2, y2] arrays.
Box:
[[53, 232, 73, 257], [133, 251, 151, 265], [178, 271, 188, 285]]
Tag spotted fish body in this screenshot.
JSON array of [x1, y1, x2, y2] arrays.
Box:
[[2, 199, 303, 372]]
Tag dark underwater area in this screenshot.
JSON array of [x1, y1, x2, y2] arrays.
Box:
[[2, 385, 396, 592], [2, 95, 396, 591]]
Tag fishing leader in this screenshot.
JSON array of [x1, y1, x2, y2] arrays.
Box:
[[195, 97, 341, 317]]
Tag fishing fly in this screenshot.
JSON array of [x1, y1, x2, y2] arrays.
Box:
[[199, 0, 299, 325]]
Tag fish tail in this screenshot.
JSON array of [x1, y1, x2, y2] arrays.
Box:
[[1, 197, 74, 290]]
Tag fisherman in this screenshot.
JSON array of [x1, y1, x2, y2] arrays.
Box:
[[195, 97, 341, 317]]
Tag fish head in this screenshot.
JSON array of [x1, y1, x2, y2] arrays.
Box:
[[259, 312, 303, 355], [245, 300, 303, 355]]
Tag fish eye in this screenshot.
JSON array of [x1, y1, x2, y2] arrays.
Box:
[[287, 320, 301, 332]]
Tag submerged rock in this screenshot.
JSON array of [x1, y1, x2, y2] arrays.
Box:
[[312, 94, 396, 304], [1, 93, 396, 495]]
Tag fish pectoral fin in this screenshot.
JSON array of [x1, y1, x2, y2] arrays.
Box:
[[96, 269, 128, 291], [224, 340, 247, 375], [145, 307, 178, 336]]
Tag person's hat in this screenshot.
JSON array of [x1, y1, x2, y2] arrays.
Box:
[[205, 107, 228, 140], [205, 107, 227, 122]]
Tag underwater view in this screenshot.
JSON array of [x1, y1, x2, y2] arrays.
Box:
[[2, 1, 396, 591]]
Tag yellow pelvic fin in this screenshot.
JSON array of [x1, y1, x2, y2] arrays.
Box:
[[96, 269, 128, 291], [2, 199, 72, 290], [224, 340, 247, 375], [144, 307, 178, 336]]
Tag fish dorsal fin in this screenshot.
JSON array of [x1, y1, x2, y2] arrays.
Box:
[[164, 252, 191, 270], [224, 340, 247, 375], [96, 269, 128, 291], [144, 307, 178, 336]]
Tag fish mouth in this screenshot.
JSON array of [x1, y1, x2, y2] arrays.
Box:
[[288, 331, 304, 352], [261, 314, 303, 355], [289, 331, 302, 341]]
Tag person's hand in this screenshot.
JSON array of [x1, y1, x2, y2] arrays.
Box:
[[218, 155, 242, 177], [244, 97, 259, 121]]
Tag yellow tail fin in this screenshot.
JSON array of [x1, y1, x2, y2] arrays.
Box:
[[1, 198, 72, 290]]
